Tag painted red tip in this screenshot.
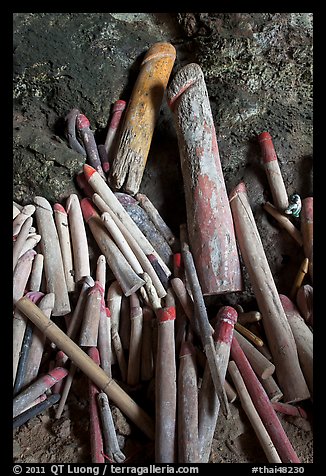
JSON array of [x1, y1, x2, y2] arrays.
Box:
[[25, 291, 45, 304], [55, 350, 66, 362], [157, 306, 176, 322], [47, 366, 69, 383], [229, 181, 247, 201], [173, 253, 182, 276], [53, 203, 67, 214], [301, 197, 313, 223], [179, 340, 195, 357], [83, 164, 97, 181], [102, 162, 110, 173], [218, 306, 238, 324], [213, 306, 237, 344], [279, 294, 297, 313], [258, 131, 277, 163], [113, 99, 126, 113], [105, 307, 111, 318], [76, 113, 90, 130], [80, 197, 98, 222], [257, 131, 272, 143]]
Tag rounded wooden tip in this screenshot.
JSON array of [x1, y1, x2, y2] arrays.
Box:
[[21, 204, 36, 215], [142, 42, 176, 66], [65, 108, 80, 119], [112, 99, 126, 112], [65, 193, 79, 213], [80, 198, 97, 222], [97, 254, 106, 264], [33, 196, 53, 212], [53, 203, 67, 214], [56, 350, 66, 360], [25, 291, 45, 304], [214, 306, 237, 343], [217, 306, 238, 324], [229, 181, 247, 201], [301, 197, 313, 223], [83, 164, 97, 181], [167, 63, 203, 110], [279, 294, 297, 312], [297, 283, 313, 298], [301, 257, 309, 274], [76, 113, 90, 130]]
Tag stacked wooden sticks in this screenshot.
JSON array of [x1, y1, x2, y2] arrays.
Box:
[[13, 176, 237, 463], [165, 62, 313, 463], [13, 172, 312, 463], [13, 177, 179, 459]]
